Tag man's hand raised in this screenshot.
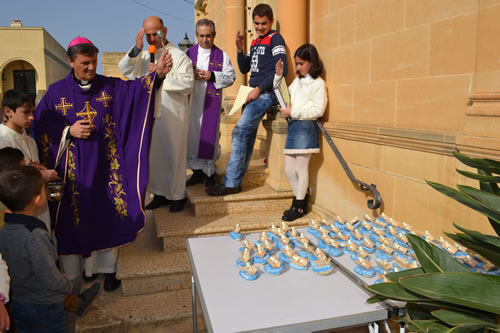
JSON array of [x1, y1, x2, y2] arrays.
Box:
[[235, 30, 244, 53], [136, 28, 145, 50]]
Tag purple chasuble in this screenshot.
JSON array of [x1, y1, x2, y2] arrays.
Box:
[[187, 44, 224, 159], [33, 71, 156, 258]]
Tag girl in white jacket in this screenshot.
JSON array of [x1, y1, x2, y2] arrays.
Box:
[[274, 44, 327, 221]]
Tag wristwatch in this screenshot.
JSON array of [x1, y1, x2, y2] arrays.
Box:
[[0, 293, 5, 303]]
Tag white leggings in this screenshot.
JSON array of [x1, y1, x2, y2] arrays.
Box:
[[285, 153, 311, 200]]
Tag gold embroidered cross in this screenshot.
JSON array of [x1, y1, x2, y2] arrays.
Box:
[[96, 91, 112, 107], [76, 102, 98, 125], [55, 97, 73, 115]]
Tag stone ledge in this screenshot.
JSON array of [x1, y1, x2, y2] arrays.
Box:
[[186, 184, 293, 216], [155, 208, 315, 241], [76, 288, 205, 333], [467, 92, 500, 117], [324, 122, 457, 155]]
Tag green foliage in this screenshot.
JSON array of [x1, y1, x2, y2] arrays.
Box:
[[367, 152, 500, 332]]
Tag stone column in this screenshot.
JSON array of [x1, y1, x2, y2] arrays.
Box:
[[220, 0, 246, 154], [265, 0, 307, 191]]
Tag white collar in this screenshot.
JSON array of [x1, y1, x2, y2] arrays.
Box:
[[0, 123, 26, 138]]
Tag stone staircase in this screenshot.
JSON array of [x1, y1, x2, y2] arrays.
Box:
[[76, 154, 317, 332]]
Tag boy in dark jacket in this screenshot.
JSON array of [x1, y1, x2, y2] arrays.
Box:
[[0, 166, 100, 332], [206, 3, 288, 196]]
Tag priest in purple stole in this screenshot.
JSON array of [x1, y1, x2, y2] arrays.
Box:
[[186, 19, 235, 187], [32, 37, 172, 291]]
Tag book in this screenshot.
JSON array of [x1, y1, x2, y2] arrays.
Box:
[[228, 85, 254, 116], [273, 76, 290, 109]]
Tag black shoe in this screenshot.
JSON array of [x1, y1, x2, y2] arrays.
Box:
[[205, 184, 242, 196], [186, 170, 205, 186], [103, 273, 121, 292], [204, 174, 216, 188], [145, 195, 171, 210], [282, 198, 308, 222], [76, 282, 102, 316], [82, 272, 97, 282], [169, 198, 187, 213]]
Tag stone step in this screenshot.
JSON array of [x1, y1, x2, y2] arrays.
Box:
[[76, 287, 205, 333], [186, 183, 293, 217], [214, 153, 268, 187], [155, 204, 315, 250], [117, 212, 191, 296]]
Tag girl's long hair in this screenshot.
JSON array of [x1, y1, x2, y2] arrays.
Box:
[[294, 44, 323, 79]]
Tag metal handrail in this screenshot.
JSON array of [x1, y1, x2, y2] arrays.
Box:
[[316, 120, 382, 209]]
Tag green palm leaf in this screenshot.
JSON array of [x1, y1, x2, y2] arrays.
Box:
[[456, 169, 500, 183], [428, 323, 450, 333], [458, 185, 500, 214], [453, 151, 500, 174], [453, 223, 500, 248], [447, 324, 499, 332], [407, 234, 470, 273], [399, 272, 500, 314], [386, 267, 425, 282], [445, 233, 500, 267], [366, 295, 386, 304], [365, 282, 430, 302], [431, 308, 497, 325], [407, 319, 441, 332], [426, 180, 500, 222]]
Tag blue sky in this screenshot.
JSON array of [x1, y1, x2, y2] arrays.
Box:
[[0, 0, 195, 71]]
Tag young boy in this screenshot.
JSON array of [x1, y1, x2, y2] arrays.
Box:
[[206, 3, 288, 196], [0, 166, 100, 332], [0, 147, 25, 229], [1, 89, 60, 232]]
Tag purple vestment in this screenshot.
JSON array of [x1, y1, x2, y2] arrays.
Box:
[[186, 44, 224, 159], [33, 71, 156, 258]]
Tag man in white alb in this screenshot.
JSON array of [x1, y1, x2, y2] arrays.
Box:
[[185, 19, 235, 187], [119, 16, 194, 212]]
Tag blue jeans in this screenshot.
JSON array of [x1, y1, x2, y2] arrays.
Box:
[[224, 92, 276, 187], [10, 300, 66, 333]]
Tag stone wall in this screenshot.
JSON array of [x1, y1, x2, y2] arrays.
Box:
[[308, 0, 500, 237], [193, 0, 500, 237]]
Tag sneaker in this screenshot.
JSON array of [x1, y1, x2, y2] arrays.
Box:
[[104, 273, 121, 292], [76, 282, 102, 316]]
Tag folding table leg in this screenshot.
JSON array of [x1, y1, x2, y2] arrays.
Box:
[[192, 274, 197, 333]]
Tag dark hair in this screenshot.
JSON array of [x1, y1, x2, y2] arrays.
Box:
[[0, 165, 43, 212], [294, 44, 324, 79], [252, 4, 273, 21], [2, 89, 34, 112], [196, 18, 216, 36], [67, 43, 99, 62], [0, 147, 24, 172]]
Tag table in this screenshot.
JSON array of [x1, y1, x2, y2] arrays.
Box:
[[186, 232, 392, 333]]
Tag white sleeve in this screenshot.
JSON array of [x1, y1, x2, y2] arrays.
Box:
[[213, 52, 236, 90], [290, 78, 327, 120], [273, 74, 283, 88], [162, 51, 194, 95], [0, 254, 10, 302], [118, 47, 147, 80]]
